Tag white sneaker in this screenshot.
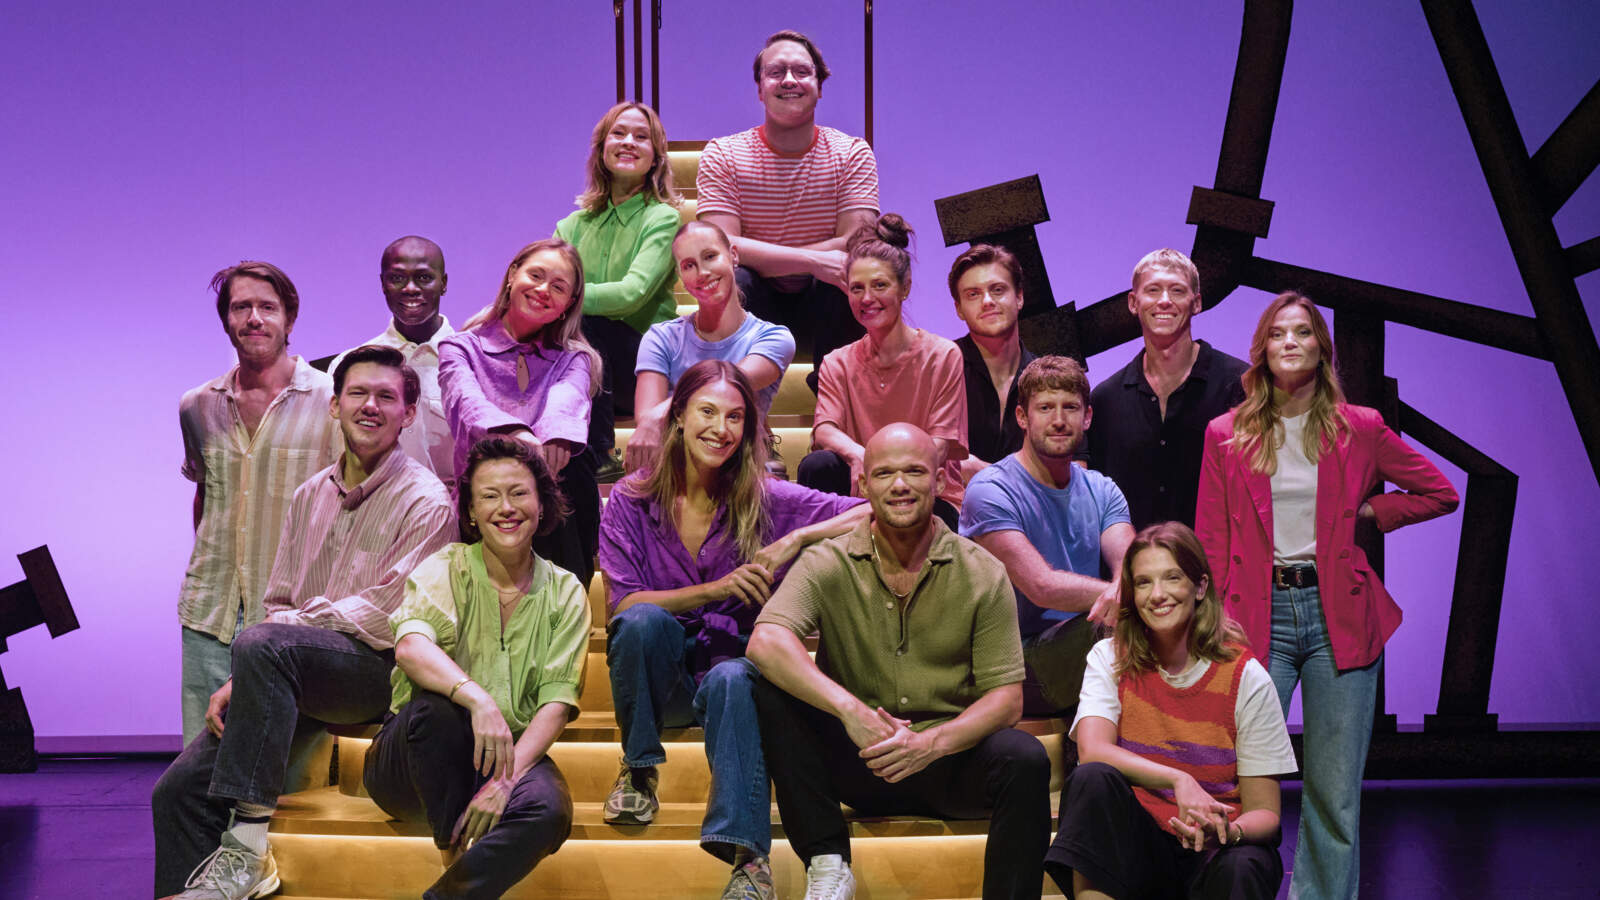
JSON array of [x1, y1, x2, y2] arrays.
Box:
[[803, 853, 854, 900], [173, 832, 280, 899]]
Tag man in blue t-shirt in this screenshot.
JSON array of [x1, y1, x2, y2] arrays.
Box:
[[959, 355, 1134, 716]]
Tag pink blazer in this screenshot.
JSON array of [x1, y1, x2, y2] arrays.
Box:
[[1195, 404, 1458, 670]]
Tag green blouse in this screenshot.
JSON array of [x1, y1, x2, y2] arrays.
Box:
[[389, 543, 591, 735], [554, 190, 682, 334]]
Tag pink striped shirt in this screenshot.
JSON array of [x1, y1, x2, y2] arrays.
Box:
[[261, 446, 455, 650], [177, 357, 343, 642], [696, 126, 878, 288]]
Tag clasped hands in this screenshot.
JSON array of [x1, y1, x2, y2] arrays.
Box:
[[1167, 775, 1238, 852], [844, 705, 942, 784]]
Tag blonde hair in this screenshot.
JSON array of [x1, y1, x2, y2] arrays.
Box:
[[463, 238, 602, 398], [1226, 292, 1350, 474], [575, 102, 681, 214], [1113, 522, 1248, 677], [617, 361, 771, 561]]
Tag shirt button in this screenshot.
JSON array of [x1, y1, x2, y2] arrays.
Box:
[[884, 601, 894, 610], [1233, 555, 1242, 563], [1344, 509, 1355, 518], [896, 648, 905, 656], [899, 697, 910, 705]]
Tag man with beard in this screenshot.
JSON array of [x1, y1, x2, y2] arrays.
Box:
[[329, 236, 457, 489], [176, 261, 342, 743], [959, 356, 1134, 717]]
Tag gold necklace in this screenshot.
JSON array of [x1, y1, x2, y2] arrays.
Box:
[[870, 530, 915, 602]]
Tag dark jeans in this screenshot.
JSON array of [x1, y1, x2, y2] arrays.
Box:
[[533, 450, 599, 588], [754, 679, 1050, 900], [735, 266, 862, 380], [581, 314, 644, 455], [363, 691, 574, 899], [1020, 615, 1100, 718], [797, 449, 959, 531], [151, 623, 394, 897], [1046, 762, 1283, 900]]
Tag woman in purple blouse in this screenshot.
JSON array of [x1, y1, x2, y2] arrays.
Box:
[[439, 238, 605, 586], [597, 360, 867, 899]]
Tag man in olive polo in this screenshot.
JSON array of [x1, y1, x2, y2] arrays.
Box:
[[747, 423, 1050, 900]]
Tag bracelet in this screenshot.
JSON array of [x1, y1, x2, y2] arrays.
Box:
[[448, 677, 472, 702], [1230, 822, 1244, 845]]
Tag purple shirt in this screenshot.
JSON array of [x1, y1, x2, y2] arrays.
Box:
[[438, 321, 593, 479], [598, 477, 863, 680]]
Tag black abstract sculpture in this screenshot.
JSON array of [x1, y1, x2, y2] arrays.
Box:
[[0, 546, 78, 773]]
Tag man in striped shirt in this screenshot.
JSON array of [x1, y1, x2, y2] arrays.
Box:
[[177, 261, 343, 745], [154, 345, 456, 900], [697, 29, 879, 382]]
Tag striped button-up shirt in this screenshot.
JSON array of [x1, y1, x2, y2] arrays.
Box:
[[261, 446, 455, 650], [329, 317, 457, 491], [177, 357, 342, 643]]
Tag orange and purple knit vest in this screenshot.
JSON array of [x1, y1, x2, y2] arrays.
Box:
[[1116, 648, 1250, 834]]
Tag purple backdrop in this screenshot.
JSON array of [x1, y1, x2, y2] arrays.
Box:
[[1, 0, 1595, 741]]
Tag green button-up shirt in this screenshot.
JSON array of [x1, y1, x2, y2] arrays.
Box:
[[389, 543, 591, 735], [757, 519, 1024, 730], [555, 191, 681, 334]]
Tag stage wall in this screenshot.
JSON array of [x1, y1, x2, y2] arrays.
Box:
[[1, 0, 1596, 741]]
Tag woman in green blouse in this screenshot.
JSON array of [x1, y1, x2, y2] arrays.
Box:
[[363, 435, 592, 898], [555, 101, 683, 471]]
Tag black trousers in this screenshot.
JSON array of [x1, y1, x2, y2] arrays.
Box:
[[735, 266, 863, 381], [363, 691, 574, 900], [797, 449, 959, 531], [533, 449, 599, 588], [1046, 762, 1283, 900], [581, 314, 643, 456], [754, 679, 1050, 900]]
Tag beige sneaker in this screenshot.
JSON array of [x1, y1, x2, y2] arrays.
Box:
[[602, 763, 659, 825], [173, 833, 280, 899]]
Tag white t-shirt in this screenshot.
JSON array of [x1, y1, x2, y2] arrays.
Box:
[[1071, 639, 1298, 778], [1270, 412, 1318, 564]]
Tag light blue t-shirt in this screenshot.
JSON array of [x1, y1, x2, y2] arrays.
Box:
[[959, 454, 1131, 639], [635, 312, 796, 414]]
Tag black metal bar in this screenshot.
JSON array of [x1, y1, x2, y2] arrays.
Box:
[[614, 1, 625, 103], [1566, 234, 1600, 277], [650, 0, 661, 112], [1529, 78, 1600, 214], [632, 0, 642, 102], [864, 0, 874, 147], [1422, 0, 1600, 485], [1188, 0, 1294, 317], [1244, 257, 1548, 359], [1401, 402, 1516, 731]]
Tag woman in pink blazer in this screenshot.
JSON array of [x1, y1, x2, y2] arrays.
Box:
[[1195, 292, 1456, 900]]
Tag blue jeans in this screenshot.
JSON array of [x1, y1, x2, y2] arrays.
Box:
[[1268, 584, 1380, 900], [607, 604, 771, 860]]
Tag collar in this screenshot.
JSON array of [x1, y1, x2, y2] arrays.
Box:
[[757, 124, 820, 158], [956, 334, 1034, 383], [843, 516, 959, 564], [603, 189, 651, 225], [1122, 340, 1218, 392], [473, 321, 557, 357], [376, 315, 454, 352], [210, 355, 321, 396], [328, 444, 408, 510]]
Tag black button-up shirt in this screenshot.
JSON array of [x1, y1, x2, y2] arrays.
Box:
[[1086, 340, 1248, 528], [957, 335, 1038, 465]]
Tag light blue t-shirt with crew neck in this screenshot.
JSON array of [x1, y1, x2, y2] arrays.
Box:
[[959, 453, 1131, 639], [635, 312, 796, 414]]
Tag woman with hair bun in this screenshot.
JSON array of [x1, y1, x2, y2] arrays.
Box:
[[1195, 292, 1457, 900], [799, 213, 969, 527]]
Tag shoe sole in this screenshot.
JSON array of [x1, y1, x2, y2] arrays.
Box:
[[603, 810, 655, 825]]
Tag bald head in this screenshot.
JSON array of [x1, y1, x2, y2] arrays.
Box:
[[863, 423, 938, 471], [860, 423, 943, 533], [382, 235, 444, 269]]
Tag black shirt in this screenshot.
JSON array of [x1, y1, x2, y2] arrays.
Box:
[[1086, 340, 1248, 529], [957, 335, 1038, 465]]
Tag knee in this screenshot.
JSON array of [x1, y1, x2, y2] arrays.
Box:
[[401, 692, 469, 747], [797, 450, 847, 493], [699, 658, 758, 696], [996, 731, 1051, 787], [607, 604, 676, 655], [1065, 761, 1124, 797], [1207, 845, 1284, 893], [229, 622, 300, 675]]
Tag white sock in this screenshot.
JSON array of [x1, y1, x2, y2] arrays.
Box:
[[228, 803, 275, 855]]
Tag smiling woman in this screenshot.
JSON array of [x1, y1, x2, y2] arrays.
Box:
[[438, 238, 605, 586]]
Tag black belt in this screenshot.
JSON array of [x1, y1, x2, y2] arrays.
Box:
[[1273, 564, 1318, 589]]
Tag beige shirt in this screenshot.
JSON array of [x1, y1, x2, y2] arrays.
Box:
[[330, 317, 456, 490], [757, 518, 1024, 730], [177, 357, 342, 642]]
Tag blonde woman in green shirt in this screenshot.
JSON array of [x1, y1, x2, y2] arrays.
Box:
[[363, 435, 592, 898], [555, 102, 683, 472]]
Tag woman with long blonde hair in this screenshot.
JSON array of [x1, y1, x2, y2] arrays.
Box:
[[1195, 292, 1458, 900], [440, 238, 604, 585], [597, 360, 866, 898], [1046, 521, 1296, 900]]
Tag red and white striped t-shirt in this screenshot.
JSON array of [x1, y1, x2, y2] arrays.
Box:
[[696, 125, 879, 249]]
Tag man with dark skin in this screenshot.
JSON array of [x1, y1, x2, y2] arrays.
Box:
[[330, 236, 457, 489]]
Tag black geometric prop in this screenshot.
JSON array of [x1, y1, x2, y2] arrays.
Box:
[[0, 545, 78, 772]]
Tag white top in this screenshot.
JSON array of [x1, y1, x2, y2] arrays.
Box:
[[1071, 638, 1298, 778], [1270, 411, 1317, 564], [330, 317, 457, 490]]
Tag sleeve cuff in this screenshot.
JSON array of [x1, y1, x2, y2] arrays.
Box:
[[394, 619, 439, 645]]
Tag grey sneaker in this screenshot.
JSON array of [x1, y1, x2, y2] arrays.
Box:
[[721, 856, 776, 900], [175, 832, 280, 899], [803, 853, 853, 900], [602, 764, 659, 825]]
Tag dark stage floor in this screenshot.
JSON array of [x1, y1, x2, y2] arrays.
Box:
[[1, 758, 1597, 898]]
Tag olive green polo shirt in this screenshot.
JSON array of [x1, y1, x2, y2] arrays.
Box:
[[555, 191, 681, 334], [756, 519, 1025, 730]]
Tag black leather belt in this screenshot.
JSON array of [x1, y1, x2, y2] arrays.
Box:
[[1273, 564, 1318, 589]]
